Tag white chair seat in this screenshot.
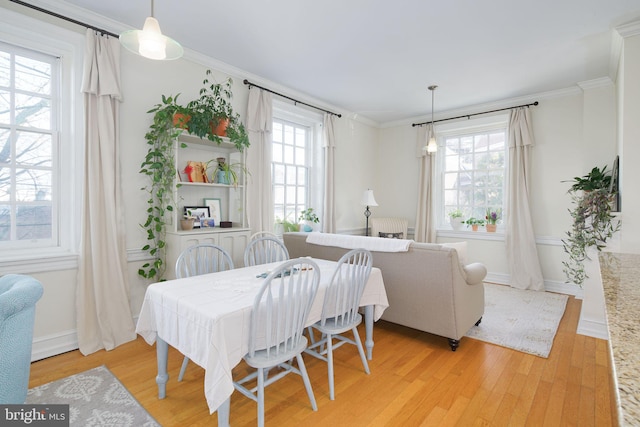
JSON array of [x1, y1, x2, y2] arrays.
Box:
[[244, 337, 309, 368]]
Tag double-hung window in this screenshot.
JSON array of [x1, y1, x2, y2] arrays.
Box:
[[0, 11, 83, 271], [438, 116, 508, 230], [0, 43, 57, 245], [272, 101, 323, 226]]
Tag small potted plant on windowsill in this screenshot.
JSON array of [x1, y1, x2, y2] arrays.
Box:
[[485, 208, 502, 232], [464, 217, 485, 231], [298, 208, 320, 232], [448, 209, 465, 231]]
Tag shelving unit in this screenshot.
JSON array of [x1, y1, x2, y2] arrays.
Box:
[[165, 132, 250, 277]]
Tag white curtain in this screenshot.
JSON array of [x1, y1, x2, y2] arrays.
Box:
[[414, 125, 436, 243], [246, 88, 273, 233], [505, 107, 545, 290], [322, 114, 336, 233], [76, 30, 135, 355]]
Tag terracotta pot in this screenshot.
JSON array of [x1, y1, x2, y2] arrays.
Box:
[[471, 224, 479, 231], [486, 223, 497, 232], [173, 113, 191, 129], [210, 118, 230, 137]]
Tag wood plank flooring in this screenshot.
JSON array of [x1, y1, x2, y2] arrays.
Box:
[[28, 295, 619, 426]]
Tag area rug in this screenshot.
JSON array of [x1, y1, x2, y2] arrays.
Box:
[[26, 365, 160, 427], [465, 283, 569, 358]]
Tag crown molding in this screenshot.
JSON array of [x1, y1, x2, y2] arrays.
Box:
[[615, 20, 640, 38], [577, 77, 614, 90]]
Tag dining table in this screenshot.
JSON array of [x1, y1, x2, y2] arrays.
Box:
[[135, 257, 389, 426]]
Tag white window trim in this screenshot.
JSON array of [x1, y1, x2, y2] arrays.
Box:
[[435, 113, 509, 238], [0, 9, 84, 273], [272, 99, 324, 221]]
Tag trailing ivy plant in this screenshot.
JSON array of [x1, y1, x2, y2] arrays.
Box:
[[138, 94, 184, 280], [562, 165, 620, 286]]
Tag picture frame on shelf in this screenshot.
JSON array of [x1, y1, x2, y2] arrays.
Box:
[[184, 206, 210, 228], [203, 198, 222, 226]]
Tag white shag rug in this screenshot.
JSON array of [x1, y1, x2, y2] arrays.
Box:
[[26, 365, 159, 427], [465, 283, 569, 358]]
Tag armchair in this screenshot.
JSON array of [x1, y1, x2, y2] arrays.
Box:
[[0, 274, 44, 403]]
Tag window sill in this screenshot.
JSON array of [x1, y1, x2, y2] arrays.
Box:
[[437, 229, 504, 241], [0, 249, 79, 275]]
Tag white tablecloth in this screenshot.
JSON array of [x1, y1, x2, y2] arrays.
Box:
[[135, 258, 388, 414]]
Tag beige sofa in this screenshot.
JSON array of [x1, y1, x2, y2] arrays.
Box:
[[283, 232, 487, 350]]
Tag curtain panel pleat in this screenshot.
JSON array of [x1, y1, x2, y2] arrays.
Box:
[[414, 126, 436, 243], [322, 114, 336, 233], [505, 107, 545, 290], [76, 29, 135, 355], [246, 88, 274, 233]]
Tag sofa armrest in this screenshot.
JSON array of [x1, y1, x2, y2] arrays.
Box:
[[462, 262, 487, 285]]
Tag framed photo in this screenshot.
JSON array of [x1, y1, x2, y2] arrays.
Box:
[[183, 206, 210, 228], [203, 198, 222, 226]]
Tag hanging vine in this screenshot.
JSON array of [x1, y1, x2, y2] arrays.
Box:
[[138, 95, 183, 280]]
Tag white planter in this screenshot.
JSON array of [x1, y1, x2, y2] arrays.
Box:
[[450, 217, 465, 231]]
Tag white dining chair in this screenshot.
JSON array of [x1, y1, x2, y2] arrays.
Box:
[[304, 248, 373, 400], [249, 231, 279, 241], [243, 236, 289, 267], [233, 258, 320, 427], [175, 243, 234, 381]]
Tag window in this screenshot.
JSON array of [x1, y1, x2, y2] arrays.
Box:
[[438, 117, 508, 229], [0, 43, 57, 245], [0, 10, 83, 271], [272, 101, 323, 225]]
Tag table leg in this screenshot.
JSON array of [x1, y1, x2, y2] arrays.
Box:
[[156, 338, 169, 399], [217, 397, 230, 427], [364, 305, 374, 360]]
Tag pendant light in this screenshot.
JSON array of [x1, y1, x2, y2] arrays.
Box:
[[119, 0, 183, 60], [426, 85, 438, 153]]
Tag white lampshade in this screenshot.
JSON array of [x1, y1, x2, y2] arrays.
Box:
[[426, 135, 438, 153], [119, 1, 183, 60], [361, 189, 378, 207]]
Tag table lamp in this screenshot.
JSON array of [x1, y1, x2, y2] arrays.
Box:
[[361, 189, 378, 236]]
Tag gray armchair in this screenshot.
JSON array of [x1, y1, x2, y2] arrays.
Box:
[[0, 274, 44, 403]]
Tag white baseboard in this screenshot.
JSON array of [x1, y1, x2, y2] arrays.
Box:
[[485, 273, 583, 297], [31, 329, 78, 362], [576, 318, 610, 340]]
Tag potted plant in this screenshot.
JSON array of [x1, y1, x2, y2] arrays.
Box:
[[464, 217, 485, 231], [274, 214, 299, 235], [298, 208, 320, 232], [485, 208, 501, 232], [206, 157, 249, 187], [185, 70, 250, 152], [562, 165, 619, 286], [448, 209, 465, 231]]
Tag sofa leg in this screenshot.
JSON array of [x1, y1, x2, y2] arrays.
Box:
[[475, 317, 482, 326], [448, 339, 459, 351]]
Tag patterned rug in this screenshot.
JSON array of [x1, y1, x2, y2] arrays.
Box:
[[465, 283, 569, 358], [26, 365, 159, 427]]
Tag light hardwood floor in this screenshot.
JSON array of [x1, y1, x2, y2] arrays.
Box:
[[29, 295, 619, 426]]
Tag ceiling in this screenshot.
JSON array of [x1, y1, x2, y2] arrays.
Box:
[[33, 0, 640, 124]]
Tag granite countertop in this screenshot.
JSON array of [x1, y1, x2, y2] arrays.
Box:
[[599, 252, 640, 426]]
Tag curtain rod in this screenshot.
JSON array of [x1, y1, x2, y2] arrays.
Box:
[[243, 79, 342, 118], [9, 0, 119, 38], [411, 101, 539, 127]]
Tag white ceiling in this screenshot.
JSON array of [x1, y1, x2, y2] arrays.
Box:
[[29, 0, 640, 124]]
